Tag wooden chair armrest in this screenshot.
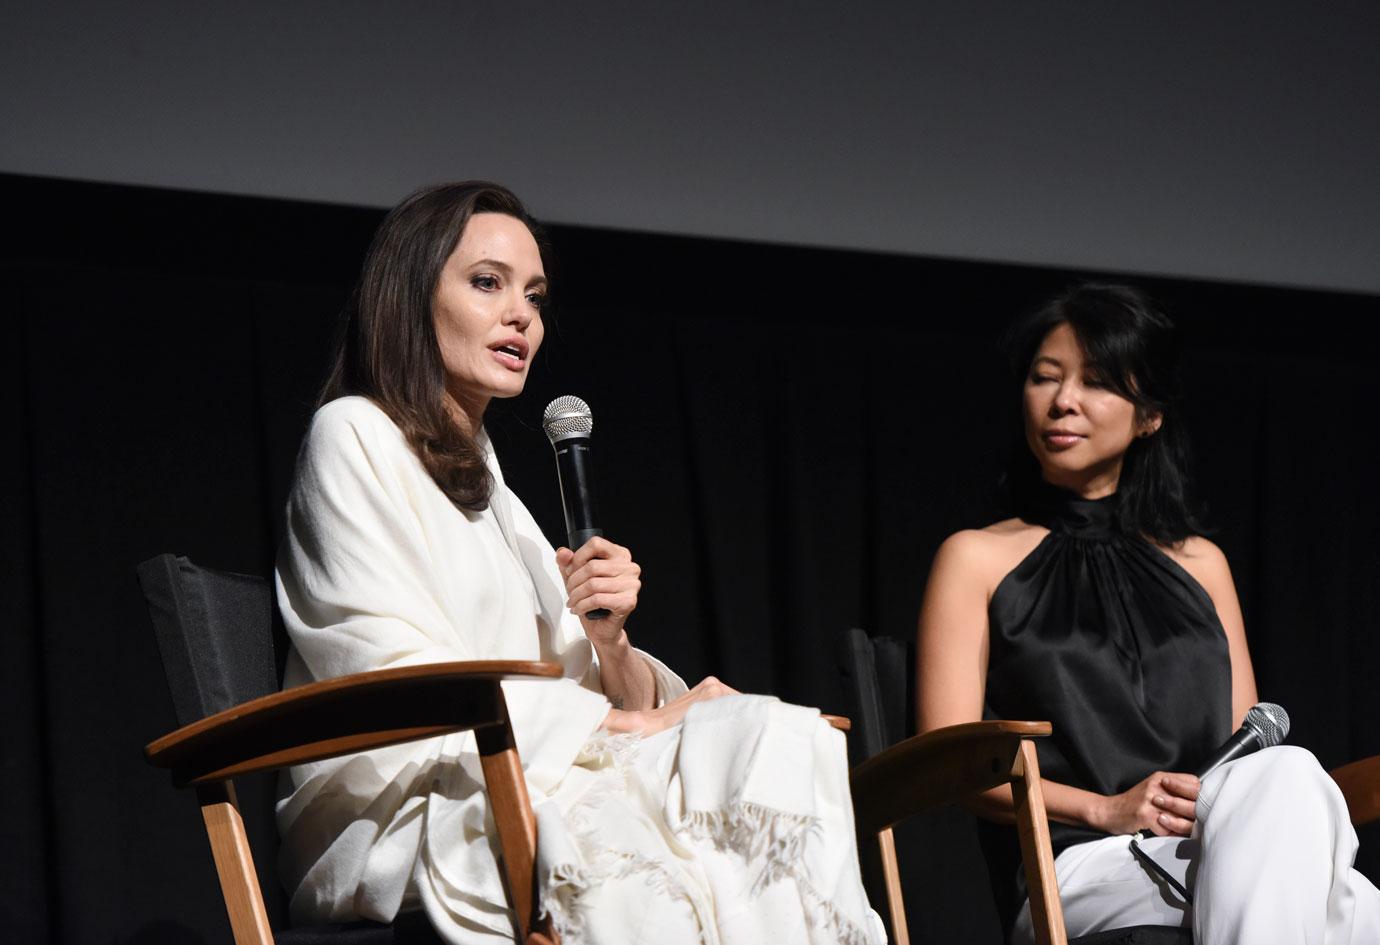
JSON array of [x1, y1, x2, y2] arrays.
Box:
[[850, 720, 1052, 836], [145, 659, 562, 785], [1331, 754, 1380, 827]]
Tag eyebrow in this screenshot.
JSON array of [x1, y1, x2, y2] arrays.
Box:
[[468, 258, 548, 289], [1031, 356, 1063, 369]]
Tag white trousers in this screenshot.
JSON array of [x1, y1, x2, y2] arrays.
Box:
[[1012, 746, 1380, 945]]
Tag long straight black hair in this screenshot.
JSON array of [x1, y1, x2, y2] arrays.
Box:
[[1001, 283, 1204, 544]]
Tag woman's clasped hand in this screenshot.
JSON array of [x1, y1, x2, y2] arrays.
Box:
[[1091, 770, 1200, 837]]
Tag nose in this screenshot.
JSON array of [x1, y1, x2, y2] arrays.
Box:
[[1050, 379, 1079, 416], [503, 289, 535, 330]]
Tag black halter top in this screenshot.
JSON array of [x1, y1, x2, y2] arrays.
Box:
[[977, 486, 1231, 930]]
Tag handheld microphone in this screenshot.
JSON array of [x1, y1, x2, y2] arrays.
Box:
[[542, 395, 609, 619], [1129, 701, 1291, 893], [1194, 702, 1290, 778]]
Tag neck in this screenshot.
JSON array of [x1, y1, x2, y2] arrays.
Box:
[[443, 386, 488, 438], [1042, 458, 1123, 499]]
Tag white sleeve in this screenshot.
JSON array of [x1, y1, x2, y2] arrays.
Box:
[[277, 401, 470, 678], [276, 400, 610, 791]]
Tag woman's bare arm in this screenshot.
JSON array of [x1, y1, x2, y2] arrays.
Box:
[[557, 538, 657, 711], [917, 527, 1200, 837], [1173, 536, 1259, 727], [916, 531, 996, 733]]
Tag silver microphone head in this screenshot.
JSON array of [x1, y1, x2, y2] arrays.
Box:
[[1243, 702, 1290, 748], [542, 395, 593, 444]]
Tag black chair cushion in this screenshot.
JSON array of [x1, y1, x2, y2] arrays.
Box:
[[276, 912, 444, 944], [138, 553, 278, 727]]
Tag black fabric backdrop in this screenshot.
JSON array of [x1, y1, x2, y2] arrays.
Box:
[[3, 174, 1378, 944]]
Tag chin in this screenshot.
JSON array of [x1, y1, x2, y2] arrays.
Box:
[[1036, 452, 1091, 478], [493, 379, 529, 400], [1040, 454, 1123, 490]]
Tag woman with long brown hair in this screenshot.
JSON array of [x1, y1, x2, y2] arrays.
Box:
[[275, 182, 881, 944]]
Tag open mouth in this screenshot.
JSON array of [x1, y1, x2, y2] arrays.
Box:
[[490, 339, 529, 370]]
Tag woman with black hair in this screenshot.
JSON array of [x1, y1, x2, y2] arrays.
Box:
[[275, 182, 881, 945], [914, 284, 1379, 943]]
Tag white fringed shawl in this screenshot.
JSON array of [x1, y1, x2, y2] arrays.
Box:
[[537, 695, 883, 945], [275, 397, 880, 944]]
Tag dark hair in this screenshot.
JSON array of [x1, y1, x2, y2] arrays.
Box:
[[1001, 282, 1203, 544], [320, 181, 549, 511]]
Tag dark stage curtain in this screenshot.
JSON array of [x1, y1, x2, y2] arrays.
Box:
[[3, 174, 1377, 944]]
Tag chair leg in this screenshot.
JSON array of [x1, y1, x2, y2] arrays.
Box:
[[1011, 739, 1068, 945], [876, 826, 910, 945], [196, 780, 274, 945], [476, 686, 557, 945]]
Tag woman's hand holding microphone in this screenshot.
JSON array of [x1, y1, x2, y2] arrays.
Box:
[[556, 536, 640, 646], [556, 536, 737, 735]]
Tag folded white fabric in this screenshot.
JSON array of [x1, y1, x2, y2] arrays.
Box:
[[674, 694, 822, 891], [537, 695, 883, 945]]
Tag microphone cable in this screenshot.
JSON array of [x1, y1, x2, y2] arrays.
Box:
[[1123, 702, 1290, 906]]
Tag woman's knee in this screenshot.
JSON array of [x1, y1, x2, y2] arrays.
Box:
[[1217, 745, 1320, 783], [1203, 745, 1341, 820], [1261, 745, 1325, 779]]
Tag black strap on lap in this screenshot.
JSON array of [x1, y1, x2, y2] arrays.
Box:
[[1128, 833, 1193, 904]]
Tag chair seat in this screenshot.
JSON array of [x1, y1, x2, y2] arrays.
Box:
[[276, 910, 443, 944]]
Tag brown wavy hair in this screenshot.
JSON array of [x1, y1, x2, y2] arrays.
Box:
[[320, 181, 549, 511]]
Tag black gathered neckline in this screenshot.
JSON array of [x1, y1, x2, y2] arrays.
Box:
[[1026, 481, 1121, 540]]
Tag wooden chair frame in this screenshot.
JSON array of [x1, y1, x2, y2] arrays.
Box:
[[849, 719, 1067, 945], [145, 659, 564, 945], [850, 723, 1380, 945], [1331, 755, 1380, 828]]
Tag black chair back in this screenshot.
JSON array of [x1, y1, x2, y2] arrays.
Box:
[[137, 553, 277, 728], [837, 627, 914, 764], [137, 554, 444, 944]]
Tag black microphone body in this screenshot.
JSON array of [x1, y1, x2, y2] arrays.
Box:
[[543, 396, 610, 620], [1194, 726, 1263, 779], [553, 436, 603, 551]]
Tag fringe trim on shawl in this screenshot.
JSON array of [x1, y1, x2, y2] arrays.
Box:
[[574, 730, 643, 769], [680, 802, 819, 893], [680, 803, 876, 945], [794, 870, 879, 945], [539, 734, 708, 944], [539, 733, 878, 945], [542, 848, 709, 945]]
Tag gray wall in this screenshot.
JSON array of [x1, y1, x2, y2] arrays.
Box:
[[4, 1, 1378, 293]]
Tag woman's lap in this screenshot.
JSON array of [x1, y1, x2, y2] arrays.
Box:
[[1012, 746, 1380, 945], [1010, 833, 1194, 943]]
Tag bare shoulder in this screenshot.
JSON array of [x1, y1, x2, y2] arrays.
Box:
[[931, 518, 1048, 598], [1158, 535, 1234, 595]]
